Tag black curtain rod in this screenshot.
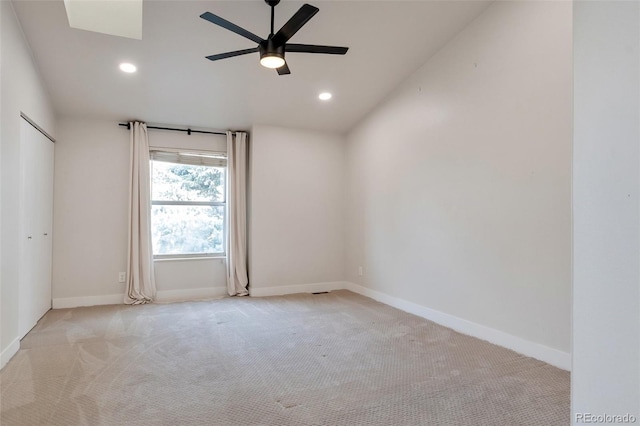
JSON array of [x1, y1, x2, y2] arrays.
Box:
[[118, 122, 227, 136]]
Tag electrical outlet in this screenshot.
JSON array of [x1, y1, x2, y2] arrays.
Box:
[[118, 272, 126, 283], [358, 266, 363, 276]]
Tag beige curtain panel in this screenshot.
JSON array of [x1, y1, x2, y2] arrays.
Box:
[[125, 122, 157, 304], [226, 131, 249, 296]]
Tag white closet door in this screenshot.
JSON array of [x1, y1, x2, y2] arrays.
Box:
[[18, 117, 54, 338], [35, 132, 54, 320]]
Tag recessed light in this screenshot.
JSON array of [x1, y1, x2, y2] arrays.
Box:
[[119, 63, 137, 73], [319, 92, 332, 101]]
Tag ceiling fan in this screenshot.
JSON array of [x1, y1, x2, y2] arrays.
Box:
[[200, 0, 349, 75]]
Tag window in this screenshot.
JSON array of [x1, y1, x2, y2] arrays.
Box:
[[150, 151, 226, 258]]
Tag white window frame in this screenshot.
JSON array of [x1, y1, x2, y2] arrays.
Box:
[[150, 149, 227, 260]]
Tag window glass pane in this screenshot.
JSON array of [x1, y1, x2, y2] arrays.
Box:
[[151, 161, 225, 202], [152, 205, 224, 255]]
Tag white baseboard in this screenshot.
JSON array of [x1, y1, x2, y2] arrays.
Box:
[[53, 287, 229, 309], [53, 294, 124, 309], [0, 337, 20, 370], [345, 282, 571, 371], [155, 287, 227, 303], [249, 281, 348, 298]]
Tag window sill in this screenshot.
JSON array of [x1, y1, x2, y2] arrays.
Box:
[[153, 255, 226, 262]]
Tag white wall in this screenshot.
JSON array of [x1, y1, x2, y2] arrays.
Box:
[[572, 1, 640, 421], [249, 125, 345, 295], [0, 0, 3, 367], [0, 1, 56, 365], [52, 118, 227, 307], [52, 119, 128, 302], [55, 121, 347, 302], [345, 1, 572, 364]]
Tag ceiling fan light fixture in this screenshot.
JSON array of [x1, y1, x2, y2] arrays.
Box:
[[260, 54, 285, 69], [259, 40, 286, 69]]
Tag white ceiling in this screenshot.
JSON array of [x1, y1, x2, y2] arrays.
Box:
[[13, 0, 491, 133]]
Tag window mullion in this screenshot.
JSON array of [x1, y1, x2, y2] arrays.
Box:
[[151, 200, 225, 207]]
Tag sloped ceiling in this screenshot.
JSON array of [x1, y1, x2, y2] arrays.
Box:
[[12, 0, 491, 133]]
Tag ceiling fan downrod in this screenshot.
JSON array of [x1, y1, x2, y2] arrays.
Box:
[[266, 0, 280, 37]]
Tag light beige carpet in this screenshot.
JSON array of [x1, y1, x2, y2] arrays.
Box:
[[0, 290, 569, 425]]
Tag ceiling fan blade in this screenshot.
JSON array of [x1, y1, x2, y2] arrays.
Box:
[[206, 48, 259, 62], [286, 44, 349, 55], [200, 12, 263, 44], [277, 62, 291, 75], [272, 4, 319, 46]]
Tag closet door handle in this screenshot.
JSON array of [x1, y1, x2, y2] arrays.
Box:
[[44, 233, 48, 236], [27, 236, 32, 240]]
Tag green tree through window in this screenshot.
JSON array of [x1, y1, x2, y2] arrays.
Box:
[[151, 157, 226, 256]]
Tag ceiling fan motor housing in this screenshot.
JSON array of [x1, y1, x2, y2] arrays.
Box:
[[259, 39, 285, 62]]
